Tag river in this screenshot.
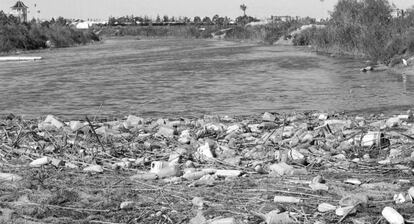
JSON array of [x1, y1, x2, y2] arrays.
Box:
[[1, 37, 413, 119]]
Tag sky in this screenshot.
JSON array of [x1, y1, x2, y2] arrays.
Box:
[[1, 0, 413, 21]]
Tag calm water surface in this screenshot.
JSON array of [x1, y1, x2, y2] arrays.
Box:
[[1, 38, 413, 119]]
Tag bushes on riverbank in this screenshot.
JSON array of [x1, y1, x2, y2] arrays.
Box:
[[292, 0, 414, 64], [0, 11, 99, 53], [102, 20, 302, 44]]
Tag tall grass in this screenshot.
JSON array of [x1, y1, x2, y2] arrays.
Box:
[[0, 12, 100, 53], [292, 0, 414, 64]]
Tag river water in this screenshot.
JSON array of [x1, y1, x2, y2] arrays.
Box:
[[1, 38, 413, 119]]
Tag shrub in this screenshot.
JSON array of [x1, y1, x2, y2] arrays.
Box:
[[0, 11, 100, 52]]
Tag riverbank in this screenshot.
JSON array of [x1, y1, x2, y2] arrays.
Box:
[[290, 0, 414, 70], [0, 12, 100, 53], [0, 110, 413, 223]]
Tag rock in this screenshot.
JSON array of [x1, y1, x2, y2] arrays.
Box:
[[215, 170, 242, 178], [83, 165, 104, 173], [30, 157, 50, 167], [120, 201, 135, 210], [123, 115, 144, 129], [263, 112, 276, 122], [273, 195, 301, 203], [269, 162, 294, 176], [382, 207, 404, 224], [150, 161, 181, 178], [318, 203, 336, 212], [156, 126, 175, 138], [0, 173, 22, 182]]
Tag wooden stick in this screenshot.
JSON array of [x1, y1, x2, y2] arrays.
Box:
[[85, 115, 105, 159]]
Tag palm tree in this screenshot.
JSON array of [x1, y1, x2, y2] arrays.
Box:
[[240, 4, 247, 16]]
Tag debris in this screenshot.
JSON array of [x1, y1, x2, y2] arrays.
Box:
[[120, 201, 135, 210], [408, 187, 414, 201], [344, 178, 362, 186], [156, 126, 175, 138], [38, 115, 64, 130], [381, 207, 404, 224], [0, 173, 23, 182], [318, 203, 336, 212], [1, 110, 414, 223], [269, 162, 294, 176], [209, 217, 236, 224], [335, 205, 357, 216], [191, 197, 205, 209], [83, 165, 104, 173], [360, 66, 373, 72], [215, 170, 242, 178], [386, 117, 400, 128], [273, 195, 302, 203], [265, 211, 295, 224], [361, 131, 388, 148], [150, 161, 181, 178], [123, 115, 144, 129], [130, 172, 158, 181], [29, 157, 50, 167], [262, 112, 276, 122], [69, 121, 85, 131], [190, 211, 207, 224]]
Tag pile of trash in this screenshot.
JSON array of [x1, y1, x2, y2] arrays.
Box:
[[0, 110, 413, 223]]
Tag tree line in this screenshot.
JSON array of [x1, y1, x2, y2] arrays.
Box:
[[293, 0, 414, 64], [108, 14, 259, 26], [0, 11, 99, 52]]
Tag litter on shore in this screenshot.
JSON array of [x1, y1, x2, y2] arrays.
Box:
[[0, 110, 413, 223]]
